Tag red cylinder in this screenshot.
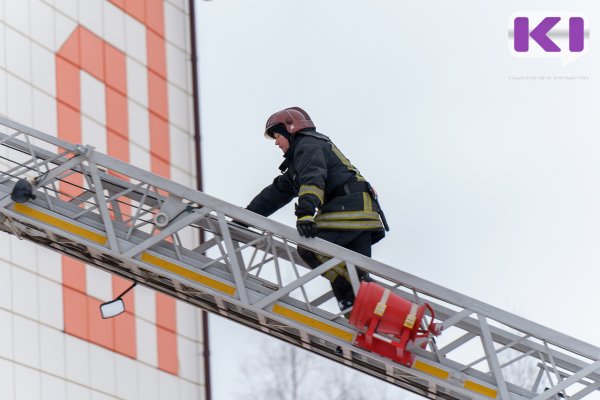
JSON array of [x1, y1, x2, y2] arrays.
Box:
[[349, 282, 439, 366]]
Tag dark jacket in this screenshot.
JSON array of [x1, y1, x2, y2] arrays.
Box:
[[247, 130, 385, 243]]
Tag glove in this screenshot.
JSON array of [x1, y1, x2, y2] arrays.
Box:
[[296, 216, 317, 238]]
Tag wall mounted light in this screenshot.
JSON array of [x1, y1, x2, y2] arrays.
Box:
[[11, 177, 37, 203]]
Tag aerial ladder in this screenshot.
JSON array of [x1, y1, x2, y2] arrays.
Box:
[[0, 115, 599, 400]]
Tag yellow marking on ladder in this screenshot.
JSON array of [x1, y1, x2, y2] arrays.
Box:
[[413, 360, 450, 380], [464, 380, 498, 398], [140, 252, 236, 296], [272, 304, 354, 342], [13, 203, 107, 245]]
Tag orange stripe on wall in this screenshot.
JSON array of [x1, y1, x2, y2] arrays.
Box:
[[63, 287, 89, 339], [80, 28, 105, 81], [157, 327, 179, 375], [62, 256, 86, 292], [145, 0, 165, 37], [144, 1, 179, 375], [88, 297, 115, 350], [112, 275, 137, 358], [57, 25, 137, 359], [111, 0, 178, 375]]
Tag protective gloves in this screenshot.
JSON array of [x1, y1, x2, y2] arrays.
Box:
[[296, 215, 317, 238]]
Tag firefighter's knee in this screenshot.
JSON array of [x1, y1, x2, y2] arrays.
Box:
[[297, 246, 320, 269]]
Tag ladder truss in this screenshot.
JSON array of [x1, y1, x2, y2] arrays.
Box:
[[0, 116, 598, 400]]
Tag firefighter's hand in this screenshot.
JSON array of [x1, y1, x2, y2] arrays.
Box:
[[296, 216, 317, 238]]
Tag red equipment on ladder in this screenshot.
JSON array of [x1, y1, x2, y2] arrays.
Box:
[[350, 282, 442, 366]]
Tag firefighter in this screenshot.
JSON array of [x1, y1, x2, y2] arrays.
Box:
[[246, 107, 388, 311]]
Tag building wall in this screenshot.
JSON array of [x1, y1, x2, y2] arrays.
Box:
[[0, 0, 204, 398]]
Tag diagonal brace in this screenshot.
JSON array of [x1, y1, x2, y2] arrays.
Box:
[[532, 359, 600, 400], [253, 257, 344, 309], [124, 207, 212, 258]]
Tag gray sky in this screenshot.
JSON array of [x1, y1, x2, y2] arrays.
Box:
[[196, 1, 600, 398]]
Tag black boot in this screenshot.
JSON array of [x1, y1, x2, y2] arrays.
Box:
[[332, 276, 356, 312]]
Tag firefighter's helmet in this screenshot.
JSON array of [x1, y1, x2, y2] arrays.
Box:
[[264, 107, 315, 139]]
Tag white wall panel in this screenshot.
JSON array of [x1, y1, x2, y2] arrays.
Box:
[[0, 259, 12, 310], [138, 364, 159, 400], [13, 315, 40, 368], [0, 309, 13, 359], [177, 336, 199, 382], [31, 0, 55, 49], [166, 0, 186, 13], [5, 27, 32, 81], [32, 43, 56, 95], [14, 364, 41, 400], [10, 235, 37, 272], [82, 116, 108, 155], [40, 325, 66, 377], [54, 11, 77, 53], [81, 71, 107, 125], [169, 125, 192, 171], [0, 357, 15, 399], [136, 318, 158, 367], [176, 300, 198, 341], [4, 0, 30, 35], [168, 83, 190, 131], [164, 2, 187, 51], [12, 267, 39, 319], [170, 166, 194, 189], [129, 143, 151, 172], [6, 75, 33, 126], [0, 70, 6, 117], [127, 58, 148, 108], [54, 0, 78, 22], [128, 100, 150, 151], [90, 344, 116, 395], [41, 373, 67, 400], [103, 1, 125, 52], [33, 88, 58, 137], [37, 246, 62, 282], [179, 380, 200, 400], [166, 42, 189, 92], [67, 382, 91, 400], [38, 277, 63, 329], [91, 391, 117, 400], [115, 353, 139, 400], [134, 284, 156, 323], [65, 335, 90, 386], [0, 22, 6, 69], [86, 264, 112, 301], [78, 0, 103, 38], [125, 14, 146, 65], [158, 371, 178, 400]]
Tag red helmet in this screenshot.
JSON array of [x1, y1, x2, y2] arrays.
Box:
[[264, 107, 315, 138]]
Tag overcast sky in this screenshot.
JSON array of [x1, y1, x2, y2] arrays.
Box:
[[196, 1, 600, 398]]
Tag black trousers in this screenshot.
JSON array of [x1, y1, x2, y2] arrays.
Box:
[[297, 230, 372, 309]]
